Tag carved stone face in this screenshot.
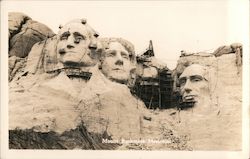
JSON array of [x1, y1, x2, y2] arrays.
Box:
[[179, 64, 209, 108], [101, 42, 132, 84], [56, 22, 95, 68]]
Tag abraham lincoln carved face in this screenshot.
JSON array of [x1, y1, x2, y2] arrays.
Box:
[[179, 64, 209, 109]]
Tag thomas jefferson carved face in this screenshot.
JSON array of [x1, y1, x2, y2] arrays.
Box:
[[56, 20, 97, 68], [179, 64, 209, 108], [100, 39, 135, 84]]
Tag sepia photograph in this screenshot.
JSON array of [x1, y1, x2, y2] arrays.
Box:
[[1, 0, 249, 159]]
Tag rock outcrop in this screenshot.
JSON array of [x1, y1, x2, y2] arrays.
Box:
[[8, 13, 242, 151], [8, 17, 189, 150], [8, 12, 55, 82], [8, 12, 30, 39], [213, 43, 242, 57], [9, 12, 55, 58], [172, 46, 242, 150], [8, 56, 27, 81], [9, 124, 118, 149], [10, 60, 188, 150]]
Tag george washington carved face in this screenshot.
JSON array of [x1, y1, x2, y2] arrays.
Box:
[[56, 19, 98, 68]]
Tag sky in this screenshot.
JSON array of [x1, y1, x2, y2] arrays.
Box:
[[2, 0, 247, 69]]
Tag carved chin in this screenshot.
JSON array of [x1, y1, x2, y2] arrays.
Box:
[[182, 96, 197, 103], [107, 72, 129, 84], [181, 96, 198, 109], [61, 58, 95, 67], [62, 61, 84, 67], [181, 102, 196, 109]]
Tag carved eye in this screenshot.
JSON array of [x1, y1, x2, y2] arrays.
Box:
[[190, 76, 203, 82], [76, 36, 84, 41], [73, 32, 85, 43], [60, 31, 70, 40], [60, 35, 68, 40], [121, 52, 129, 59], [74, 36, 84, 43], [106, 51, 116, 57], [179, 78, 186, 87]]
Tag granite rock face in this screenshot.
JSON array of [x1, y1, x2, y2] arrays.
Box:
[[9, 56, 27, 81], [8, 12, 31, 40], [8, 13, 242, 151], [9, 124, 118, 149], [9, 16, 55, 58], [8, 12, 55, 81], [9, 64, 172, 149], [172, 48, 242, 150], [213, 43, 242, 58]]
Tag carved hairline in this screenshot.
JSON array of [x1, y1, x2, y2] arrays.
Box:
[[99, 37, 136, 62], [178, 64, 209, 82], [58, 18, 99, 39]]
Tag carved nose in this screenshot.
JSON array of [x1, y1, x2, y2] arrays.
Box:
[[58, 48, 66, 54], [89, 41, 97, 49], [114, 52, 123, 65], [66, 36, 76, 49], [183, 80, 192, 92], [184, 87, 192, 93], [67, 44, 74, 49], [115, 59, 123, 65]]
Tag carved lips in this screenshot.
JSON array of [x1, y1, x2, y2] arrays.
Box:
[[112, 68, 125, 72], [182, 94, 197, 103]]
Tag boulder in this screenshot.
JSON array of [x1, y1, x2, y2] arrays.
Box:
[[9, 19, 55, 58], [8, 12, 56, 81], [230, 43, 242, 52], [8, 12, 31, 40], [213, 45, 233, 57], [9, 12, 55, 58]]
